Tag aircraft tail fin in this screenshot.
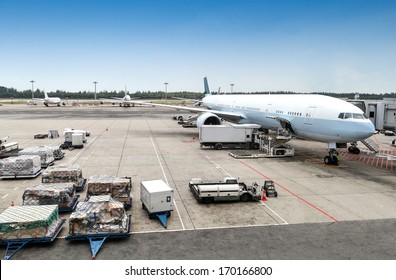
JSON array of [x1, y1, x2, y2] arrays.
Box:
[[204, 77, 210, 96], [44, 91, 49, 99]]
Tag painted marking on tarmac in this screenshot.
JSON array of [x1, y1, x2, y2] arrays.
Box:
[[2, 194, 9, 199], [204, 155, 232, 177], [150, 136, 185, 230], [205, 155, 288, 225], [68, 135, 99, 164], [240, 160, 338, 222], [258, 201, 288, 225]]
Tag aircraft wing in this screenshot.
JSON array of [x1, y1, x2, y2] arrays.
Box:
[[131, 100, 244, 122], [171, 97, 202, 106]]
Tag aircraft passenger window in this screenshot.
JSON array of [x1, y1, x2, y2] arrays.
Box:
[[338, 113, 345, 119], [344, 113, 352, 119]]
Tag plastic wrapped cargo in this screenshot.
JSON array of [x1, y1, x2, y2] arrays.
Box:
[[42, 164, 85, 188], [19, 146, 54, 167], [0, 155, 41, 177], [86, 175, 132, 207], [48, 145, 64, 160], [23, 183, 76, 208], [68, 195, 128, 236], [0, 205, 60, 240]]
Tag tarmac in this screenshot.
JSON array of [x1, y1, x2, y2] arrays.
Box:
[[0, 104, 396, 260]]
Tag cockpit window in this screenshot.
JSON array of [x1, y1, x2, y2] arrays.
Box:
[[353, 113, 364, 119], [338, 112, 368, 120]]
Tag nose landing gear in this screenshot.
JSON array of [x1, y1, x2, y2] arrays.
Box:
[[348, 142, 361, 154]]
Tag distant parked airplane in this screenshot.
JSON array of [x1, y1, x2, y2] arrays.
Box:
[[30, 92, 64, 106], [130, 77, 376, 164], [101, 92, 136, 107]]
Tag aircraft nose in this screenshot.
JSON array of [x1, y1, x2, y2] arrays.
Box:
[[357, 121, 376, 139]]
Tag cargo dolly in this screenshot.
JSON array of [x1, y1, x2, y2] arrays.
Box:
[[58, 195, 80, 213], [65, 215, 131, 259], [0, 169, 42, 179], [1, 218, 66, 260], [143, 204, 172, 229], [75, 178, 87, 192], [33, 134, 48, 139]]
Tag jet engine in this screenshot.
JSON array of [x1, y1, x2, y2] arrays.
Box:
[[196, 112, 222, 128]]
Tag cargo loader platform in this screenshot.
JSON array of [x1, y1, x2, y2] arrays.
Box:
[[0, 169, 42, 179], [1, 218, 66, 260], [65, 215, 131, 259], [58, 195, 80, 213]]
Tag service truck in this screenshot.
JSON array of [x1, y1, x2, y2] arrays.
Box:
[[188, 177, 263, 203], [199, 123, 261, 150]]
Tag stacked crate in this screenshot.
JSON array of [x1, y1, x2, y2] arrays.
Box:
[[68, 195, 128, 236], [86, 175, 132, 208], [19, 146, 54, 167], [0, 205, 61, 240], [42, 164, 85, 189], [23, 183, 76, 208], [0, 155, 41, 177]]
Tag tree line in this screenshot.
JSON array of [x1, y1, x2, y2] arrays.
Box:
[[0, 85, 395, 100]]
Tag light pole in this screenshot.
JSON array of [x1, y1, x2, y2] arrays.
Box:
[[164, 82, 168, 101], [230, 83, 234, 94], [30, 80, 35, 99], [93, 81, 98, 100]]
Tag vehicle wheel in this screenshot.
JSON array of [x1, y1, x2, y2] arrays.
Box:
[[240, 193, 250, 202], [142, 203, 145, 209], [324, 156, 331, 164], [274, 192, 278, 197], [332, 157, 339, 165], [166, 212, 171, 217], [214, 143, 223, 150], [149, 213, 155, 219], [252, 143, 260, 149], [354, 148, 360, 154]]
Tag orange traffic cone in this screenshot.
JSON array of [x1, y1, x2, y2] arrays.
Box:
[[261, 190, 267, 201]]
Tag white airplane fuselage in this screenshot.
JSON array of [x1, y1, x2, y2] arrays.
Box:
[[202, 94, 376, 144], [44, 97, 62, 106]]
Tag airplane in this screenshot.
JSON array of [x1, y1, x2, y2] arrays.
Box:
[[30, 91, 64, 106], [101, 91, 136, 107], [131, 77, 376, 165]]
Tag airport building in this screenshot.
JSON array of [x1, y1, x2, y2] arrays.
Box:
[[348, 98, 396, 131]]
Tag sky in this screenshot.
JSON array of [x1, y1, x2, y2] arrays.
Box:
[[0, 0, 395, 93]]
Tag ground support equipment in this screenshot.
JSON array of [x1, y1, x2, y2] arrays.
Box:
[[1, 218, 66, 260], [65, 215, 131, 259], [58, 195, 80, 213], [0, 169, 42, 179]]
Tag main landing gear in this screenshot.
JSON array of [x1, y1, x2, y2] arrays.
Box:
[[324, 148, 339, 165]]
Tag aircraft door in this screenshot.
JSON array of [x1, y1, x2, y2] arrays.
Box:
[[304, 106, 316, 125]]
